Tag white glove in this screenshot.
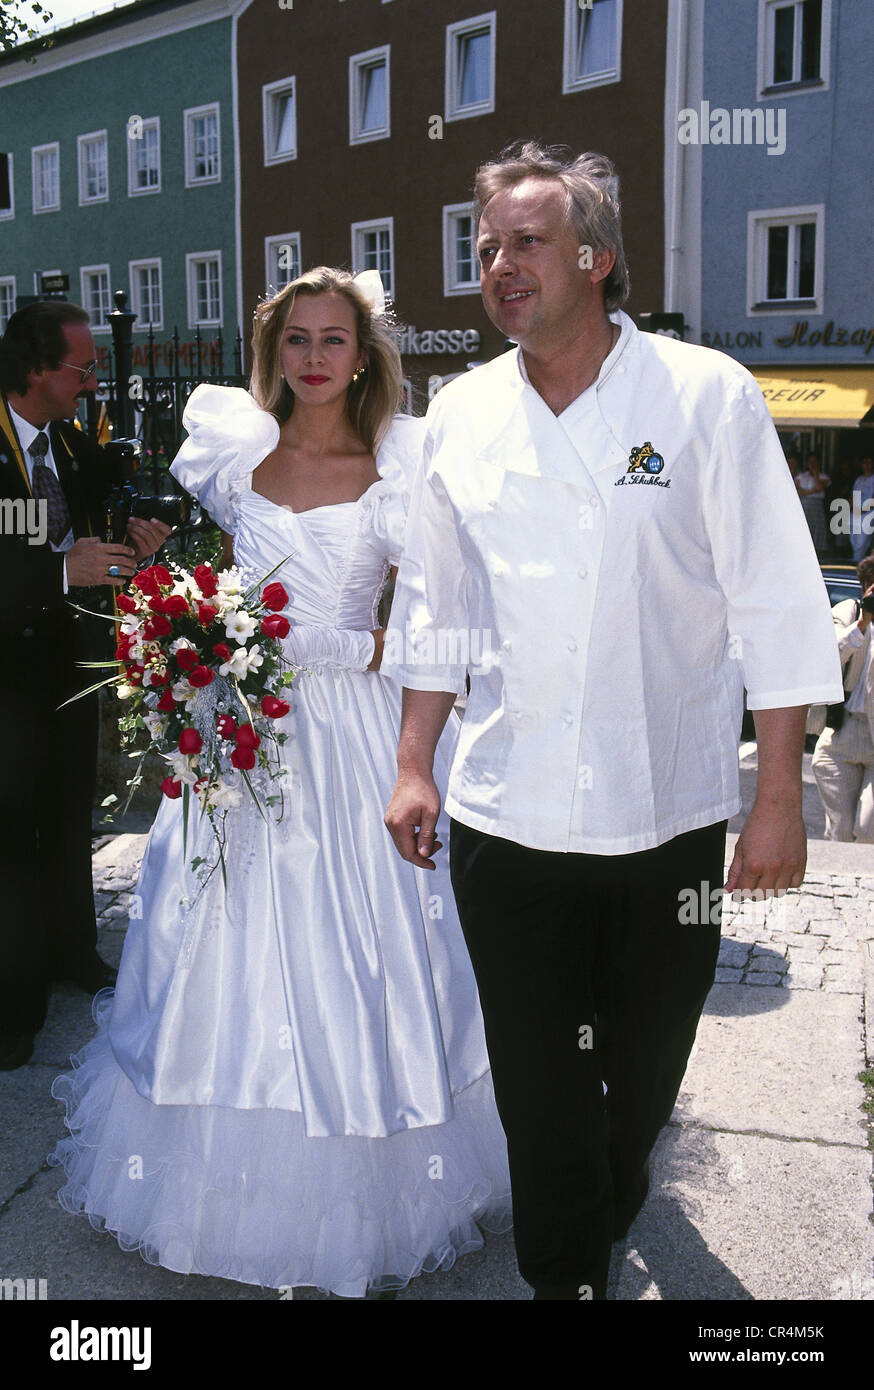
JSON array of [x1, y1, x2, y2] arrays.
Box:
[[283, 623, 375, 671]]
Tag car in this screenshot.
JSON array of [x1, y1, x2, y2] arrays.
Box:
[[819, 561, 863, 609]]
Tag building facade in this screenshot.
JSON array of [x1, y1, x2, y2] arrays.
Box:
[[236, 0, 670, 403], [0, 0, 239, 378]]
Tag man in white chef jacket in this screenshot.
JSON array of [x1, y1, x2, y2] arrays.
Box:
[[383, 141, 843, 1300]]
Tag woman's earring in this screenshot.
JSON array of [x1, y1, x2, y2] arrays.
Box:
[[352, 363, 366, 384]]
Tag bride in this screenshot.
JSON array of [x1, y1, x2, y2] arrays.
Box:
[[49, 267, 511, 1298]]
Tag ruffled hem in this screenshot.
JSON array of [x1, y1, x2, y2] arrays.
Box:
[[49, 995, 513, 1298]]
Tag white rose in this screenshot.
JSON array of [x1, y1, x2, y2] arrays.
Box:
[[116, 683, 134, 700]]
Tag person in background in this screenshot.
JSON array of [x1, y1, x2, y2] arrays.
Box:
[[795, 454, 830, 556], [812, 555, 874, 842], [850, 457, 874, 564]]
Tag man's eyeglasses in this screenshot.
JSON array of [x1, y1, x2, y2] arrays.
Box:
[[58, 359, 98, 383]]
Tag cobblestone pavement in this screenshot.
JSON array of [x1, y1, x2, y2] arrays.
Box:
[[716, 872, 874, 994]]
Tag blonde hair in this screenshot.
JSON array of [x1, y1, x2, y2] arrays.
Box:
[[250, 266, 404, 454], [473, 140, 630, 311]]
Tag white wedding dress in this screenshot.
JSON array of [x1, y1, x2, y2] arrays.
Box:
[[49, 386, 512, 1297]]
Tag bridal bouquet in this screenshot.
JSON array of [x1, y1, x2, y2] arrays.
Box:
[[74, 560, 295, 887]]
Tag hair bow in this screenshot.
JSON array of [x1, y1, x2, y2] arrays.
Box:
[[352, 270, 386, 318]]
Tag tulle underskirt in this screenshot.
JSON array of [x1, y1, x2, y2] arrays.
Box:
[[49, 994, 514, 1298]]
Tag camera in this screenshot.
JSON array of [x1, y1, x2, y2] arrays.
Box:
[[102, 439, 191, 543], [862, 594, 874, 616]]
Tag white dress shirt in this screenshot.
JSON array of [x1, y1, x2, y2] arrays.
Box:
[[9, 402, 73, 590], [386, 310, 844, 854]]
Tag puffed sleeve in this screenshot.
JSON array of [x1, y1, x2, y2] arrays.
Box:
[[370, 413, 427, 565], [170, 384, 280, 534]]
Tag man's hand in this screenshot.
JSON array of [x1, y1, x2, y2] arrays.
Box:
[[384, 769, 444, 869], [66, 536, 136, 587], [724, 798, 807, 897], [125, 516, 172, 562]]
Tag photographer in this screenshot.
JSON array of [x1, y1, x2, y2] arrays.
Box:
[[0, 300, 170, 1070], [812, 555, 874, 843]]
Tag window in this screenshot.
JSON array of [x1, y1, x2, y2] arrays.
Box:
[[446, 13, 496, 121], [184, 104, 220, 186], [80, 265, 112, 330], [563, 0, 622, 92], [127, 117, 160, 195], [32, 143, 59, 213], [77, 131, 108, 205], [263, 79, 297, 165], [129, 259, 163, 331], [351, 218, 394, 298], [747, 205, 824, 314], [186, 251, 222, 327], [443, 203, 479, 296], [0, 277, 15, 331], [0, 153, 13, 219], [265, 233, 301, 293], [759, 0, 829, 95], [350, 47, 390, 144]]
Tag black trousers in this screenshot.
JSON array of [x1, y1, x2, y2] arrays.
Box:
[[0, 606, 100, 1034], [449, 816, 726, 1299]]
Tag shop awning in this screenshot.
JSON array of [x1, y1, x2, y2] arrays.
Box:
[[752, 367, 874, 427]]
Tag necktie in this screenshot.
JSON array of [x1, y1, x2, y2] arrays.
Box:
[[29, 431, 73, 546]]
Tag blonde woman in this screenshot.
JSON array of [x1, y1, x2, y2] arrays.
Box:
[[50, 269, 511, 1298]]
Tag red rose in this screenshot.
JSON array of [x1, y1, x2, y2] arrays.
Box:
[[260, 582, 289, 612], [261, 613, 290, 640], [143, 615, 172, 640], [157, 690, 176, 711], [161, 776, 183, 799], [176, 648, 200, 672], [213, 642, 231, 662], [261, 695, 291, 719], [115, 637, 132, 660], [235, 724, 261, 749], [133, 570, 160, 598], [117, 594, 138, 614], [178, 728, 202, 755], [163, 594, 190, 618], [148, 670, 171, 687], [216, 715, 236, 739], [125, 665, 143, 686], [148, 596, 166, 614], [230, 744, 256, 771], [188, 665, 214, 688], [151, 564, 172, 587], [194, 563, 219, 597], [197, 603, 217, 627]]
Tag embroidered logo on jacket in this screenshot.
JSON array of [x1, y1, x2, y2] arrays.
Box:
[[615, 441, 671, 488]]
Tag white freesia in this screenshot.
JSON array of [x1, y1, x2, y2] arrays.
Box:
[[170, 637, 197, 655], [244, 643, 264, 673], [224, 609, 258, 642], [171, 678, 195, 703], [143, 711, 167, 738], [166, 751, 199, 785], [120, 615, 142, 637], [218, 646, 250, 679]]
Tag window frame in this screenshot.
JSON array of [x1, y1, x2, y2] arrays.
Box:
[[186, 250, 223, 329], [128, 257, 164, 333], [445, 12, 497, 123], [32, 141, 60, 214], [746, 204, 825, 316], [77, 129, 109, 207], [127, 115, 161, 197], [0, 276, 16, 332], [262, 77, 297, 167], [442, 202, 480, 297], [264, 232, 302, 294], [351, 216, 395, 299], [79, 263, 112, 333], [184, 102, 221, 188], [757, 0, 830, 98], [562, 0, 623, 94], [0, 152, 14, 220], [349, 45, 391, 145]]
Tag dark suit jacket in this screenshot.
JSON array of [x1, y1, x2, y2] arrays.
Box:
[[0, 393, 113, 668]]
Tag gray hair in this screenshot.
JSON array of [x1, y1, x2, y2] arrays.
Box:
[[472, 140, 630, 311]]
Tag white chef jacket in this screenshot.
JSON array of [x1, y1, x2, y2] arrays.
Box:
[[385, 310, 844, 854]]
